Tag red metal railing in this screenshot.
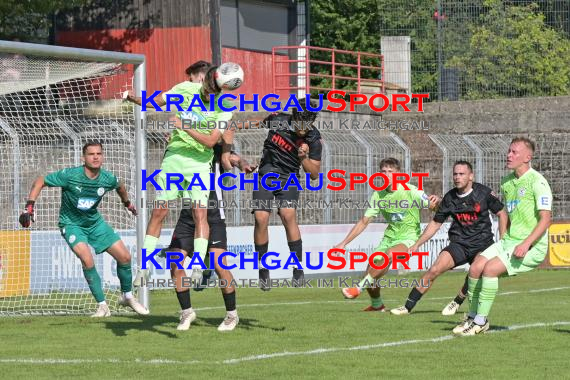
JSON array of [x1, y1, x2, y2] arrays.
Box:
[[272, 45, 385, 95]]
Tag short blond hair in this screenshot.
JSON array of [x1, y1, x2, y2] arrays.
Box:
[[510, 137, 535, 154]]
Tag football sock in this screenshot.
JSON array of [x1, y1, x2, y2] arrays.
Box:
[[176, 289, 191, 310], [255, 242, 269, 261], [143, 235, 159, 253], [117, 262, 132, 293], [474, 314, 487, 325], [357, 274, 374, 289], [467, 276, 482, 317], [83, 266, 105, 303], [194, 237, 208, 263], [223, 291, 237, 312], [476, 276, 498, 318], [404, 287, 424, 311], [371, 296, 384, 308], [287, 239, 303, 263], [455, 275, 469, 304]]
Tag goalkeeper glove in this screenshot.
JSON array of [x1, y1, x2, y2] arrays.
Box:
[[124, 200, 138, 216], [19, 200, 35, 228]]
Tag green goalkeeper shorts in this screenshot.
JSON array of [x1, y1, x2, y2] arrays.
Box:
[[60, 219, 121, 254], [480, 238, 548, 276], [155, 150, 211, 205]]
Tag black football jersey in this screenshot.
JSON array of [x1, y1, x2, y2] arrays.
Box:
[[259, 113, 323, 175], [433, 182, 504, 244]]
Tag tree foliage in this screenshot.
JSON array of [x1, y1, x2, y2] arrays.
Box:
[[310, 0, 570, 99], [448, 0, 570, 98], [0, 0, 87, 42]]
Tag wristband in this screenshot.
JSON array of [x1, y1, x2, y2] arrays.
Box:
[[123, 200, 131, 207]]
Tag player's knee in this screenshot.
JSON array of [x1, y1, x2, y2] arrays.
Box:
[[468, 261, 484, 277], [279, 211, 297, 226], [254, 212, 269, 227], [426, 266, 442, 279], [117, 252, 131, 265], [151, 208, 169, 221]]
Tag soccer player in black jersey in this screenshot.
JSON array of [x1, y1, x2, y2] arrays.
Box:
[[391, 161, 508, 316], [253, 99, 322, 290], [166, 144, 255, 331]]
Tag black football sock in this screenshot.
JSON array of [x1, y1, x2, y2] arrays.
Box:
[[222, 291, 236, 312], [404, 288, 424, 311], [287, 239, 303, 264], [176, 289, 191, 310], [455, 275, 469, 305]]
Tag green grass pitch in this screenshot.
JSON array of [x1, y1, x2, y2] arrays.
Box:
[[1, 270, 569, 379]]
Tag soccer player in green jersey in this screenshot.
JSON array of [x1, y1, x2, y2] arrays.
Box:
[[455, 137, 552, 336], [19, 142, 148, 317], [335, 158, 440, 311], [126, 64, 235, 284]]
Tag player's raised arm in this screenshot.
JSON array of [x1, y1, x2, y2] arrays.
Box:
[[19, 175, 47, 227], [125, 93, 167, 107], [299, 143, 321, 180], [115, 180, 137, 216]]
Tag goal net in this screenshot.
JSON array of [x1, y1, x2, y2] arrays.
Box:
[[0, 43, 143, 315]]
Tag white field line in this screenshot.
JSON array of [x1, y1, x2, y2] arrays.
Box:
[[194, 285, 570, 311], [1, 321, 569, 366]]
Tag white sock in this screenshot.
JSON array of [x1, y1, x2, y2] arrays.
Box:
[[474, 314, 486, 325], [228, 309, 238, 317], [123, 291, 133, 299], [98, 300, 107, 305]]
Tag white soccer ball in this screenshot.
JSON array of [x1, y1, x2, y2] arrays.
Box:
[[215, 62, 244, 91]]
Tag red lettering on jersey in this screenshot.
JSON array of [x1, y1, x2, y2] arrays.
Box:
[[271, 133, 294, 152]]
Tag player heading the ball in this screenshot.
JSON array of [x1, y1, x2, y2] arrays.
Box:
[[126, 62, 243, 285]]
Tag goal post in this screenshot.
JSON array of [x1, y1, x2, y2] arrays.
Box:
[[0, 40, 148, 315]]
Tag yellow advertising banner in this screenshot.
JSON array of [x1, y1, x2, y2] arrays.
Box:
[[0, 230, 31, 297], [549, 224, 570, 267]]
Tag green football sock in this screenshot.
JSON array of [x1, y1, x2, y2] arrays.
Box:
[[83, 266, 105, 303], [117, 262, 132, 293], [477, 276, 499, 317], [143, 235, 159, 252], [358, 274, 374, 289], [467, 276, 483, 316], [371, 296, 384, 308]]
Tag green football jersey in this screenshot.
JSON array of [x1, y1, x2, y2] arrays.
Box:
[[364, 184, 429, 241], [162, 81, 233, 161], [44, 166, 120, 228], [501, 168, 552, 244]]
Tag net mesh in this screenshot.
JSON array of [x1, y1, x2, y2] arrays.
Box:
[[0, 53, 137, 315]]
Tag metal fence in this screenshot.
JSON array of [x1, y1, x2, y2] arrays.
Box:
[[146, 125, 410, 228], [429, 133, 570, 220], [145, 128, 570, 227], [309, 0, 570, 101]]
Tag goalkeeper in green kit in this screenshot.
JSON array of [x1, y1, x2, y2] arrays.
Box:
[[19, 142, 148, 317]]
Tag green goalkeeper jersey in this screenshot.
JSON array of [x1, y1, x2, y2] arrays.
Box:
[[501, 168, 552, 244], [44, 166, 120, 228], [162, 81, 233, 161], [364, 184, 429, 241]]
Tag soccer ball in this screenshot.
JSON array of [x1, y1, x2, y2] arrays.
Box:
[[215, 62, 244, 91]]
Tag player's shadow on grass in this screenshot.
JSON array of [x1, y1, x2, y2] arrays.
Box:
[[196, 317, 286, 332], [101, 315, 180, 338], [554, 328, 570, 334]]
